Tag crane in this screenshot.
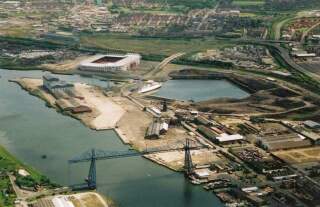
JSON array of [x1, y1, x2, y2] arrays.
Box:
[[68, 138, 206, 190]]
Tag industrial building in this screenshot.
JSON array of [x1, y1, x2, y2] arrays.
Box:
[[303, 120, 320, 130], [42, 74, 91, 114], [78, 53, 141, 72], [257, 133, 312, 151], [43, 74, 74, 93], [195, 116, 213, 127], [216, 133, 244, 144], [145, 120, 168, 139], [197, 125, 244, 144]]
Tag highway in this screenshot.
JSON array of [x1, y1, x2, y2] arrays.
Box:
[[144, 52, 185, 78], [240, 39, 320, 82]]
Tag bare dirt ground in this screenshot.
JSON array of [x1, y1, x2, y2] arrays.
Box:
[[114, 96, 190, 151], [272, 146, 320, 164], [33, 192, 109, 207], [145, 148, 219, 171], [13, 78, 125, 130], [41, 56, 91, 73], [70, 192, 108, 207], [13, 78, 209, 172], [75, 84, 125, 130], [12, 78, 56, 106]]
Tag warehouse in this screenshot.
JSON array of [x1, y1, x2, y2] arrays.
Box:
[[145, 120, 168, 139], [197, 125, 218, 141], [215, 133, 244, 144], [43, 74, 74, 93], [257, 133, 312, 151], [195, 116, 213, 127], [78, 53, 141, 72], [304, 120, 320, 130]]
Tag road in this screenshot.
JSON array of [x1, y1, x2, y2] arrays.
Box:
[[300, 21, 320, 43], [144, 52, 185, 78], [273, 17, 293, 40], [240, 39, 320, 82], [269, 43, 320, 81], [196, 1, 220, 30]]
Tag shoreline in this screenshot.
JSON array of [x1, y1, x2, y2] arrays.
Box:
[[0, 144, 58, 206], [9, 77, 194, 174], [10, 78, 125, 131]]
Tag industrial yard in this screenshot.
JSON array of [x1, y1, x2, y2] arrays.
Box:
[[2, 0, 320, 206], [30, 192, 109, 207], [8, 64, 320, 207], [12, 77, 126, 130]]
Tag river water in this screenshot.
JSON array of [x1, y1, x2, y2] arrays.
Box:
[[155, 79, 249, 102], [0, 69, 224, 207]]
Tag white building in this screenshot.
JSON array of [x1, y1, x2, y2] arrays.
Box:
[[78, 53, 141, 72], [215, 133, 244, 144]]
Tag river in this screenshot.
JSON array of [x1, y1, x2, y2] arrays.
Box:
[[0, 69, 224, 207]]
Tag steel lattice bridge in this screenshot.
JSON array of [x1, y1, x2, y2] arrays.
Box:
[[68, 139, 206, 190]]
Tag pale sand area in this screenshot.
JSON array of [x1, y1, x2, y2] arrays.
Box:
[[41, 56, 91, 73], [70, 192, 109, 207], [145, 148, 219, 171], [13, 78, 125, 130], [75, 83, 125, 130], [12, 78, 56, 106]]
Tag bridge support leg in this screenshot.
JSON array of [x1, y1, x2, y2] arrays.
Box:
[[87, 149, 97, 189], [184, 139, 194, 177]]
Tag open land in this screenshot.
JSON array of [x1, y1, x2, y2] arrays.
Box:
[[272, 147, 320, 164], [12, 78, 125, 130], [30, 192, 110, 207]]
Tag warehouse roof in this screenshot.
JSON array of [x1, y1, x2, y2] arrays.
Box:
[[43, 74, 59, 81], [304, 120, 320, 129], [216, 133, 244, 142], [263, 140, 312, 151]]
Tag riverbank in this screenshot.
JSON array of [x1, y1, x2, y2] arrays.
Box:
[[30, 192, 112, 207], [11, 78, 125, 130], [0, 68, 224, 207], [10, 76, 218, 174], [0, 145, 56, 206]]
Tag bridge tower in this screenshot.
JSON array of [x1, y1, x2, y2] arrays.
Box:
[[86, 149, 97, 189], [184, 139, 194, 177]]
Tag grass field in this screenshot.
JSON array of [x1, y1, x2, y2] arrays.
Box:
[[80, 34, 234, 56], [0, 145, 50, 206], [232, 0, 265, 7]]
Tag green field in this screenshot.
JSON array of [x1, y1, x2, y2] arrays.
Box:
[[0, 145, 54, 206], [232, 0, 265, 7], [80, 34, 234, 56]]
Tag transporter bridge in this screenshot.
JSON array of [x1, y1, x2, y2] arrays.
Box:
[[68, 138, 205, 190]]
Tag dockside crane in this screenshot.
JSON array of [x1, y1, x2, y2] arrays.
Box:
[[68, 138, 206, 190]]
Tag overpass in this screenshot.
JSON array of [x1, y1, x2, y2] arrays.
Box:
[[145, 52, 185, 78]]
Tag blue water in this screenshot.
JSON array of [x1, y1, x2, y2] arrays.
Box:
[[0, 69, 224, 207], [156, 79, 249, 102]]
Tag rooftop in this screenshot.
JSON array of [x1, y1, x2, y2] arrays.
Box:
[[216, 133, 244, 142], [92, 56, 125, 64], [304, 120, 320, 129]]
